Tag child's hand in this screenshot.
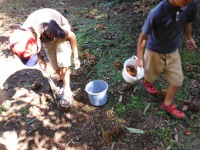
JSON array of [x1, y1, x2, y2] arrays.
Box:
[[136, 59, 143, 68], [186, 38, 197, 50], [74, 58, 80, 70]]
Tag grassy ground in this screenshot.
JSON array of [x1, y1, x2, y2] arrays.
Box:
[[0, 0, 200, 149]]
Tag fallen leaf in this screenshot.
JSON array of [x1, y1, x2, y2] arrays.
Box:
[[181, 105, 189, 111], [143, 103, 151, 115], [166, 145, 171, 150], [180, 99, 192, 104], [26, 118, 37, 125], [126, 127, 144, 134], [122, 83, 132, 91], [120, 6, 126, 11], [119, 95, 123, 103], [174, 134, 178, 142], [111, 142, 115, 150], [133, 86, 138, 93]]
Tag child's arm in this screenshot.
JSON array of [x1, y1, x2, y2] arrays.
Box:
[[37, 52, 47, 70], [65, 30, 80, 69], [136, 32, 148, 67], [184, 22, 197, 50]]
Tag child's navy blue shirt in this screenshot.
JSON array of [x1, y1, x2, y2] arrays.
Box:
[[142, 0, 198, 54]]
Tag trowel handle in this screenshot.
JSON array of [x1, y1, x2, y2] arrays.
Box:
[[45, 69, 56, 90], [44, 68, 50, 77], [44, 68, 57, 99]]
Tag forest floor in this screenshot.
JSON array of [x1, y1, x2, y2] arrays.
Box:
[[0, 0, 200, 150]]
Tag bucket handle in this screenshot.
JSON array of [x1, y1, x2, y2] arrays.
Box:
[[130, 55, 144, 80], [131, 55, 138, 60]]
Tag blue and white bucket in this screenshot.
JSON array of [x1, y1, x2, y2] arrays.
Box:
[[85, 80, 109, 106]]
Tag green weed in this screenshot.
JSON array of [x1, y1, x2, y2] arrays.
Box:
[[0, 105, 7, 114], [180, 49, 200, 65], [114, 102, 127, 114], [156, 111, 165, 116], [157, 127, 172, 139], [151, 127, 179, 148], [20, 106, 30, 117], [114, 95, 143, 116]]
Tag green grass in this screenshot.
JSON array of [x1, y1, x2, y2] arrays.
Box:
[[114, 95, 143, 116], [175, 78, 191, 101], [20, 106, 30, 117], [0, 105, 7, 114], [146, 114, 200, 150], [1, 0, 200, 149], [74, 3, 200, 149], [149, 122, 200, 150], [150, 126, 180, 149], [180, 48, 200, 65]]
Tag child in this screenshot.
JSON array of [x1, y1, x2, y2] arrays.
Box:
[[136, 0, 198, 118], [9, 8, 81, 107]]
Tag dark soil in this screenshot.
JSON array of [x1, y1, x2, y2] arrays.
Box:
[[0, 0, 200, 150]]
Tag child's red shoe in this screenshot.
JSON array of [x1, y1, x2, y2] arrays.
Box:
[[142, 80, 157, 95], [161, 102, 185, 119]]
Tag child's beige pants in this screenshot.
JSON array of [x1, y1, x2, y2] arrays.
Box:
[[144, 49, 184, 87]]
